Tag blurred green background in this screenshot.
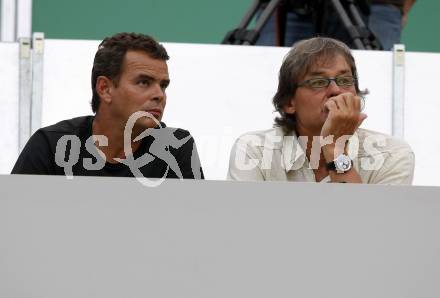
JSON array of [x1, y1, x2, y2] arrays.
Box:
[[33, 0, 437, 52]]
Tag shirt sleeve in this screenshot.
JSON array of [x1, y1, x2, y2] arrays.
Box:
[[171, 130, 204, 179], [11, 130, 56, 175], [227, 136, 265, 181], [368, 148, 415, 185]]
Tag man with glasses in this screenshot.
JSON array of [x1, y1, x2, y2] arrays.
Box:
[[228, 37, 414, 184]]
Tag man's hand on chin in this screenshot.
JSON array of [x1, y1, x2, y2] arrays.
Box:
[[320, 92, 367, 141]]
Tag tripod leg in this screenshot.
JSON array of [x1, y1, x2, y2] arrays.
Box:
[[275, 3, 288, 46], [253, 0, 284, 37], [237, 0, 263, 30], [329, 0, 365, 49], [222, 0, 263, 44], [347, 1, 383, 50], [222, 0, 283, 45]]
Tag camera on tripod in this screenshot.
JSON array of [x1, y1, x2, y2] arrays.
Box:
[[222, 0, 382, 50]]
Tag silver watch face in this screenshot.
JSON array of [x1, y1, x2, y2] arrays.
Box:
[[335, 154, 352, 172]]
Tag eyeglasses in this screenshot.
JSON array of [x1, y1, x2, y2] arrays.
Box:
[[297, 76, 357, 89]]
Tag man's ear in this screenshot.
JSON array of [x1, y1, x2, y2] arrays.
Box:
[[283, 97, 296, 114], [96, 76, 113, 104]]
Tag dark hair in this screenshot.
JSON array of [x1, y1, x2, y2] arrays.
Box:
[[91, 32, 169, 113], [273, 37, 365, 133]]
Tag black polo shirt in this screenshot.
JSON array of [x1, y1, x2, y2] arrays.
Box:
[[12, 116, 204, 179]]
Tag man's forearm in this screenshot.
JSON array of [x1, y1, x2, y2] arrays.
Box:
[[403, 0, 416, 15]]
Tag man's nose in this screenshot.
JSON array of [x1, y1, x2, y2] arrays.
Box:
[[152, 83, 165, 101], [326, 80, 342, 97]]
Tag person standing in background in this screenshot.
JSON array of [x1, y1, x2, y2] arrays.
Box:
[[368, 0, 416, 50], [255, 0, 417, 50]]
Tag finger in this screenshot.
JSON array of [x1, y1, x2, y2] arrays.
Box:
[[346, 93, 358, 112], [324, 99, 338, 113], [342, 93, 360, 115], [352, 95, 361, 112], [327, 96, 340, 109], [356, 113, 368, 129], [335, 95, 349, 113], [352, 95, 360, 112]]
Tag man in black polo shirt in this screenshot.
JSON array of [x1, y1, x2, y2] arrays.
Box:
[[12, 32, 204, 180]]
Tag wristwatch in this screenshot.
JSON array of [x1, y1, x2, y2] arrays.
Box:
[[326, 154, 352, 173]]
